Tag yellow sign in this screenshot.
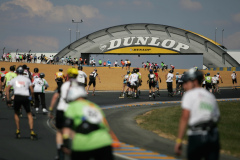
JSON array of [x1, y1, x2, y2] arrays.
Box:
[[104, 46, 179, 54]]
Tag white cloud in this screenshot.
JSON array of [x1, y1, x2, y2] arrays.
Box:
[[224, 32, 240, 49], [0, 0, 100, 22], [180, 0, 202, 11], [232, 13, 240, 23], [3, 36, 59, 52]]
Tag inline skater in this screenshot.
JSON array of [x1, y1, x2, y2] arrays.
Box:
[[154, 69, 161, 96], [147, 69, 156, 99], [0, 67, 8, 97], [2, 66, 17, 102], [175, 72, 182, 95], [202, 74, 206, 88], [32, 68, 40, 82], [6, 66, 37, 140], [231, 71, 238, 90], [170, 64, 175, 72], [48, 68, 79, 160], [87, 69, 101, 96], [120, 71, 130, 98], [175, 68, 220, 160], [33, 73, 49, 114], [98, 59, 102, 66], [121, 60, 125, 69], [177, 73, 184, 96], [205, 73, 212, 92], [212, 75, 218, 93], [216, 72, 223, 92], [76, 66, 87, 87], [55, 69, 66, 88], [114, 60, 118, 67], [107, 59, 111, 69], [166, 70, 174, 96], [61, 84, 114, 160], [128, 68, 139, 98], [136, 68, 142, 96]]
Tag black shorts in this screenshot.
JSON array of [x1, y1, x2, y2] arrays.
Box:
[[232, 79, 237, 84], [206, 83, 212, 90], [149, 82, 155, 89], [212, 83, 217, 89], [217, 80, 219, 84], [88, 80, 96, 87], [1, 77, 5, 82], [56, 110, 65, 129], [14, 95, 31, 113]]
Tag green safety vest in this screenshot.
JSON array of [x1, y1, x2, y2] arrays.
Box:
[[205, 76, 212, 83], [5, 72, 17, 89]]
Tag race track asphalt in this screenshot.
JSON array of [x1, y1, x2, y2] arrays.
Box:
[[0, 88, 239, 160]]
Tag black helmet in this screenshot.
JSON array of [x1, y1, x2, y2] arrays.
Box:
[[127, 71, 130, 74], [154, 70, 157, 73], [78, 66, 83, 70], [39, 73, 45, 78], [34, 68, 39, 73], [169, 70, 173, 73], [94, 69, 97, 72], [59, 68, 63, 72], [133, 68, 138, 73], [10, 66, 15, 71], [22, 64, 27, 69], [182, 68, 203, 84], [16, 66, 24, 74], [1, 67, 5, 71]]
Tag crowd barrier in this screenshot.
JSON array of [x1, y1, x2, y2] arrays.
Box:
[[208, 67, 240, 71]]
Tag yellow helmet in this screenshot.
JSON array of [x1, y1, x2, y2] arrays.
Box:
[[67, 68, 78, 78]]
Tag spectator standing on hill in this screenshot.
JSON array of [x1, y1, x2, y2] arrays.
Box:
[[107, 59, 111, 69], [231, 71, 238, 90], [98, 59, 102, 66], [9, 53, 12, 62], [121, 60, 125, 69], [166, 70, 174, 96], [175, 68, 220, 160], [34, 54, 37, 63], [16, 54, 20, 62], [2, 53, 6, 61]]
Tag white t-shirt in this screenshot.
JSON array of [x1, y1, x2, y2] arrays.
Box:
[[177, 75, 183, 83], [57, 81, 71, 111], [181, 88, 220, 135], [166, 73, 174, 82], [9, 75, 32, 96], [16, 55, 19, 59], [50, 56, 53, 60], [33, 78, 49, 93], [129, 73, 139, 86], [77, 71, 87, 83], [212, 77, 217, 84], [231, 73, 237, 79], [216, 75, 220, 80]]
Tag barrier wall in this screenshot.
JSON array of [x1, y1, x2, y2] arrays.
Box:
[[208, 67, 240, 71]]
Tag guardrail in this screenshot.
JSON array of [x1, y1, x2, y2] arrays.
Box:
[[208, 67, 240, 71]]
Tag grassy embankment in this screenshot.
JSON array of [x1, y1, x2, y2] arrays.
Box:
[[135, 101, 240, 158]]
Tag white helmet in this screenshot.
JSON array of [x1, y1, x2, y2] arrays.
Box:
[[66, 83, 87, 102]]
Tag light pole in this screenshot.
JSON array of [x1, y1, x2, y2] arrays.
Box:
[[3, 47, 5, 55], [16, 49, 18, 54], [215, 27, 217, 44], [72, 19, 83, 40], [69, 28, 71, 43], [222, 29, 224, 46]]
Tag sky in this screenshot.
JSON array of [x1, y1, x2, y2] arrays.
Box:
[[0, 0, 240, 53]]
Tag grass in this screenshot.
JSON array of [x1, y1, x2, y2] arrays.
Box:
[[135, 102, 240, 157]]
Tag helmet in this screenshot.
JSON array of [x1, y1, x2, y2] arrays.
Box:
[[22, 64, 27, 69], [127, 71, 130, 74], [154, 70, 157, 73], [34, 68, 39, 73], [67, 68, 78, 78], [136, 68, 139, 72], [16, 66, 24, 74], [214, 75, 216, 77], [182, 68, 203, 84], [233, 71, 235, 73], [66, 82, 87, 102], [94, 69, 97, 72], [1, 67, 5, 71], [207, 72, 210, 76], [176, 72, 179, 75], [169, 70, 173, 73], [27, 67, 30, 70], [39, 73, 45, 78], [78, 66, 83, 70], [217, 72, 219, 74], [59, 68, 63, 72], [10, 66, 15, 71], [149, 69, 153, 73], [133, 68, 138, 73]]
